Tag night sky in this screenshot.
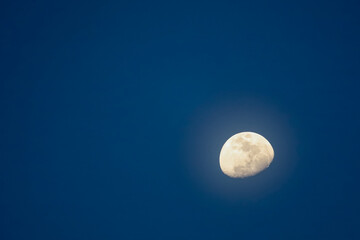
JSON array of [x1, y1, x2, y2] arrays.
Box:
[[1, 0, 360, 239]]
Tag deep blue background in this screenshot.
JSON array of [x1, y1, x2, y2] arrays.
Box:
[[1, 0, 360, 239]]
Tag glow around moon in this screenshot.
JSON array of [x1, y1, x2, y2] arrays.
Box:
[[219, 132, 274, 178]]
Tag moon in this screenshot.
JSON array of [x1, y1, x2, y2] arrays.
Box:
[[219, 132, 274, 178]]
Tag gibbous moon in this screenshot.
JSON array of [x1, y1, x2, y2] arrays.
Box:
[[219, 132, 274, 178]]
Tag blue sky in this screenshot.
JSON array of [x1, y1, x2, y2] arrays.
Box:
[[1, 0, 360, 239]]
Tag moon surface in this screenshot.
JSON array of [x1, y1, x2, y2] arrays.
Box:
[[219, 132, 274, 178]]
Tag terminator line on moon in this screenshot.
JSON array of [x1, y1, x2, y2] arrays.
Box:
[[219, 132, 274, 178]]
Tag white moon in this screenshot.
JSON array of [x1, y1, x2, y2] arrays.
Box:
[[219, 132, 274, 178]]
